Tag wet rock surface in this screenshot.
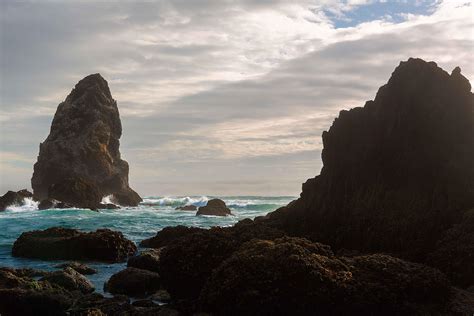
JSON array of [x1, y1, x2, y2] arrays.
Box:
[[54, 262, 97, 275], [40, 267, 95, 294], [12, 227, 136, 262], [127, 249, 161, 273], [31, 73, 142, 208]]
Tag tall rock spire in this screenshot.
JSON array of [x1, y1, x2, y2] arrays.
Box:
[[32, 74, 142, 208]]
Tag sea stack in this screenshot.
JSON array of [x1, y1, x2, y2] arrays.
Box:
[[31, 74, 142, 208], [268, 58, 474, 282]]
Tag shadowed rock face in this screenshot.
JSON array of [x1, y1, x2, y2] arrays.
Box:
[[268, 58, 474, 269], [31, 74, 141, 207]]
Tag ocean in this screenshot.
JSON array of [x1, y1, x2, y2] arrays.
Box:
[[0, 195, 294, 294]]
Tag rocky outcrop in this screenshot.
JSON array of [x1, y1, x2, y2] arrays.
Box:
[[12, 227, 136, 262], [175, 205, 197, 211], [40, 267, 94, 294], [199, 237, 451, 315], [0, 189, 33, 211], [265, 59, 474, 281], [31, 73, 142, 208], [104, 267, 161, 297], [196, 199, 232, 216]]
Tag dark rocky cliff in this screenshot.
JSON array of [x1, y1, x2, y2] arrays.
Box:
[[268, 58, 474, 273], [31, 74, 142, 208]]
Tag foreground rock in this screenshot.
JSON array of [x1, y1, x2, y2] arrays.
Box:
[[264, 58, 474, 286], [127, 249, 161, 273], [31, 73, 142, 208], [0, 189, 33, 211], [0, 267, 178, 316], [54, 262, 97, 275], [140, 225, 204, 248], [12, 227, 136, 262], [196, 198, 232, 216], [175, 205, 197, 211], [104, 267, 161, 297], [199, 237, 451, 315], [41, 267, 94, 293]]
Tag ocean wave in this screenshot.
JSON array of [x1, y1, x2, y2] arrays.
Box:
[[5, 198, 39, 212], [141, 196, 210, 207]]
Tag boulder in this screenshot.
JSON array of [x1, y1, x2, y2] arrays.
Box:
[[175, 205, 197, 211], [140, 225, 205, 248], [38, 199, 57, 210], [12, 227, 136, 262], [31, 73, 142, 207], [98, 203, 120, 210], [54, 262, 97, 275], [0, 189, 33, 211], [196, 199, 231, 216], [104, 267, 161, 297], [199, 237, 451, 315], [127, 249, 161, 273], [40, 267, 94, 293]]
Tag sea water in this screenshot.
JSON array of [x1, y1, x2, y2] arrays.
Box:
[[0, 196, 294, 293]]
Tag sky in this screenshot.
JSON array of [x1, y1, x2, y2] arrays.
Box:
[[0, 0, 473, 196]]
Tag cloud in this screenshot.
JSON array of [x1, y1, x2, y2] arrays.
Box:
[[0, 0, 472, 195]]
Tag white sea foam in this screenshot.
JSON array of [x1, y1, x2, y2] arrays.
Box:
[[101, 195, 114, 204], [142, 196, 210, 206], [5, 197, 39, 212]]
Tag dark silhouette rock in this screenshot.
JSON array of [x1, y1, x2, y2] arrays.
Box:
[[31, 73, 142, 207], [140, 225, 205, 248], [199, 237, 452, 315], [265, 59, 474, 280], [104, 267, 161, 297], [12, 227, 136, 262], [196, 199, 232, 216], [128, 249, 161, 273], [40, 267, 94, 294], [175, 205, 197, 211], [54, 262, 97, 275], [429, 209, 474, 287], [0, 189, 33, 211]]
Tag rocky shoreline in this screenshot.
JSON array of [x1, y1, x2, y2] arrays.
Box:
[[1, 58, 473, 315]]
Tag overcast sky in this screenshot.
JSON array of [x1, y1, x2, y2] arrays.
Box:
[[0, 0, 473, 196]]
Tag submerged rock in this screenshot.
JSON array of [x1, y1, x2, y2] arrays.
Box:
[[175, 205, 197, 211], [12, 227, 136, 262], [31, 73, 142, 208], [104, 267, 161, 297], [0, 189, 33, 211], [196, 199, 232, 216]]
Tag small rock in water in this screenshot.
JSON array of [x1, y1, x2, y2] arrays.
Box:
[[175, 205, 197, 211], [127, 249, 161, 273], [196, 198, 232, 216]]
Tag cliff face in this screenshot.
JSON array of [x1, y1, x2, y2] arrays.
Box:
[[31, 74, 142, 207], [269, 58, 474, 262]]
